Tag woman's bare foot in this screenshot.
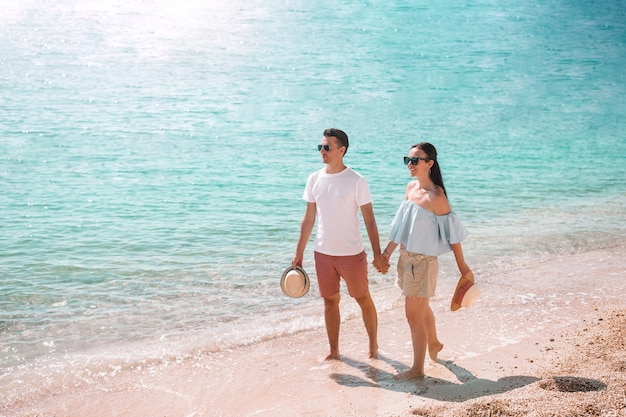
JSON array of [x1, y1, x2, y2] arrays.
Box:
[[394, 368, 425, 380], [429, 342, 444, 361]]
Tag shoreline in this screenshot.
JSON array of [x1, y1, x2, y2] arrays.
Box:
[[3, 245, 625, 417]]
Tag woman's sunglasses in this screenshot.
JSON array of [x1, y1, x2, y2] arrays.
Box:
[[404, 156, 431, 166]]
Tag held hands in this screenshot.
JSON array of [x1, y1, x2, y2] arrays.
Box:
[[373, 253, 390, 274]]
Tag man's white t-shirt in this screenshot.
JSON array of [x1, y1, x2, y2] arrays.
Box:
[[303, 167, 372, 256]]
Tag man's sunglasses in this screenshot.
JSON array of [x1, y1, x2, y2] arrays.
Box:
[[318, 144, 341, 152], [404, 156, 431, 166]]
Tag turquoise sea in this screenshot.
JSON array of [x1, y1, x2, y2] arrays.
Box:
[[1, 0, 625, 400]]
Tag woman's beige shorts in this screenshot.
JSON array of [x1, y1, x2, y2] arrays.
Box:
[[396, 250, 439, 298]]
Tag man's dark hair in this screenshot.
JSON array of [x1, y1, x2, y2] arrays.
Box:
[[323, 128, 349, 154]]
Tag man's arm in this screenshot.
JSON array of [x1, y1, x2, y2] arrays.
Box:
[[292, 202, 316, 267], [360, 203, 387, 273]]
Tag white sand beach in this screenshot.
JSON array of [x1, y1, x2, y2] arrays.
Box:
[[4, 245, 625, 417]]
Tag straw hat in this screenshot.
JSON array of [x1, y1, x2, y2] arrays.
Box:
[[280, 266, 310, 298], [450, 271, 480, 311]]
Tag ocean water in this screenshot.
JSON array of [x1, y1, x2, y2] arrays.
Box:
[[1, 0, 625, 401]]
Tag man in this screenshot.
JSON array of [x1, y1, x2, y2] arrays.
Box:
[[292, 128, 387, 360]]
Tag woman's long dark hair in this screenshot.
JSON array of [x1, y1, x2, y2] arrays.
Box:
[[412, 142, 447, 197]]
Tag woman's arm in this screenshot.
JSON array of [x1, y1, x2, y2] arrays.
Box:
[[382, 241, 398, 261], [450, 242, 472, 277]]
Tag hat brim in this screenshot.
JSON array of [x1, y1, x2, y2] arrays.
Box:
[[280, 266, 310, 298], [451, 272, 477, 311], [461, 285, 480, 308]]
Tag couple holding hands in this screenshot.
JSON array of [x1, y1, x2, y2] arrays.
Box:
[[291, 128, 475, 380]]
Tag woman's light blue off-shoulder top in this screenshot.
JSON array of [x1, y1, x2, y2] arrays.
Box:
[[389, 199, 469, 256]]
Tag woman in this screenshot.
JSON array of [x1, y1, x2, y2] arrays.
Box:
[[380, 142, 472, 380]]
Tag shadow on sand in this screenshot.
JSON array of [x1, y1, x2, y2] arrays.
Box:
[[330, 354, 540, 402]]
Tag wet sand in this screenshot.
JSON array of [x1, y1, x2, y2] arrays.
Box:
[[3, 245, 625, 417]]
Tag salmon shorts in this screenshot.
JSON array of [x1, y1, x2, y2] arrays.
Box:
[[396, 249, 439, 298], [314, 251, 369, 298]]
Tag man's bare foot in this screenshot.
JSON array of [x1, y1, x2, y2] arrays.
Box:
[[324, 352, 340, 361], [429, 342, 444, 361], [394, 369, 425, 380], [369, 343, 379, 359]]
